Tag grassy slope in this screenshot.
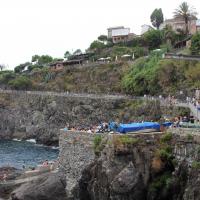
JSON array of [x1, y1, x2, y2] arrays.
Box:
[[30, 62, 131, 93]]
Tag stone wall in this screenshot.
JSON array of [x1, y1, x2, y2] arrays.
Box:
[[59, 130, 95, 198], [58, 129, 200, 200]]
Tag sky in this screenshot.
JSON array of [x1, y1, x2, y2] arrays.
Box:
[[0, 0, 199, 69]]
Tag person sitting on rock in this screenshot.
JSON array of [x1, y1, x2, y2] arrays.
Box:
[[43, 160, 49, 166], [3, 173, 7, 182]]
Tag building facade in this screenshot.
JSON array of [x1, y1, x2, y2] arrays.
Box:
[[160, 18, 199, 35], [107, 26, 136, 43]]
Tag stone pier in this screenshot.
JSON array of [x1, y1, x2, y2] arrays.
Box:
[[59, 130, 95, 198]]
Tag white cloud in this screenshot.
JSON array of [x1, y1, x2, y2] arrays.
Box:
[[0, 0, 199, 69]]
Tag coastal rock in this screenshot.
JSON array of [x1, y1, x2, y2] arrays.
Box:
[[11, 172, 66, 200], [0, 92, 162, 145]]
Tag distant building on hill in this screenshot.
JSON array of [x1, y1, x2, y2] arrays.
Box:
[[107, 26, 137, 43], [160, 17, 199, 35], [141, 24, 153, 35], [196, 19, 200, 32], [49, 53, 94, 71]]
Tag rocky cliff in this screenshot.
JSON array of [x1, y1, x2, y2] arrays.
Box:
[[9, 129, 200, 200], [71, 130, 200, 200], [0, 91, 163, 145]]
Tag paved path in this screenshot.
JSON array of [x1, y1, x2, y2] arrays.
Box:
[[172, 102, 200, 121], [164, 53, 200, 61], [0, 89, 128, 100]]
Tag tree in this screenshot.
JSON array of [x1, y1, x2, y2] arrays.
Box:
[[8, 76, 32, 90], [0, 64, 5, 71], [89, 40, 105, 50], [143, 29, 162, 50], [73, 49, 82, 55], [37, 55, 53, 65], [31, 55, 40, 63], [14, 62, 31, 73], [174, 2, 197, 35], [150, 8, 164, 29], [162, 25, 177, 45], [190, 33, 200, 55], [64, 51, 71, 59], [98, 35, 108, 43]]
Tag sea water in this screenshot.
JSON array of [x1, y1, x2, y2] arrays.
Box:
[[0, 140, 59, 169]]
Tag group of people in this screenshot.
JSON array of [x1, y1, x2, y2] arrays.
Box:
[[63, 122, 114, 134], [186, 96, 200, 111], [173, 115, 197, 127]]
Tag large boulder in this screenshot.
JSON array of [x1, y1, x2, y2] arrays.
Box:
[[11, 172, 66, 200]]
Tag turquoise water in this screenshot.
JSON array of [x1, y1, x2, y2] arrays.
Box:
[[0, 140, 59, 169]]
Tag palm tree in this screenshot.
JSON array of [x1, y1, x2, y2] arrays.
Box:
[[174, 2, 197, 35], [163, 25, 176, 45]]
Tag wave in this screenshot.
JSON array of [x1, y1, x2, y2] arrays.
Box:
[[51, 146, 59, 150], [13, 138, 22, 142], [26, 139, 37, 143]]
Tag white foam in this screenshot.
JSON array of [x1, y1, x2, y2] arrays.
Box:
[[26, 139, 36, 143], [13, 138, 22, 142], [51, 146, 59, 150]]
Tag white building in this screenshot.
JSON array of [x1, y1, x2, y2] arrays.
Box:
[[107, 26, 131, 43]]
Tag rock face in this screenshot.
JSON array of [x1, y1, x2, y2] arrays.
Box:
[[67, 131, 200, 200], [0, 91, 162, 145], [77, 134, 158, 200], [11, 172, 66, 200], [6, 129, 200, 200]]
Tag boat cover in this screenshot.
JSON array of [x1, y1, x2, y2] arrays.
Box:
[[162, 122, 173, 127], [117, 122, 160, 133]]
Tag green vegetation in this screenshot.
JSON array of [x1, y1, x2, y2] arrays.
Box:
[[118, 135, 139, 145], [192, 161, 200, 169], [174, 2, 197, 35], [122, 51, 163, 95], [149, 172, 172, 193], [160, 132, 173, 143], [187, 133, 193, 141], [93, 135, 103, 154], [123, 50, 200, 96], [157, 146, 173, 161], [8, 76, 32, 90], [190, 33, 200, 55], [151, 8, 164, 29], [112, 135, 140, 150], [0, 71, 16, 84]]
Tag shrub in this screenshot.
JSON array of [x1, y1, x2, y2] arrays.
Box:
[[192, 161, 200, 169], [157, 145, 173, 161], [8, 76, 32, 90], [149, 172, 172, 193], [122, 53, 162, 95], [119, 135, 139, 145], [143, 29, 163, 50], [187, 133, 193, 141], [93, 135, 103, 154], [160, 132, 173, 143], [0, 71, 16, 84], [190, 33, 200, 55]]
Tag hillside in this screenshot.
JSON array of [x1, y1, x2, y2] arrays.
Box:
[[1, 54, 200, 97], [0, 62, 131, 94]]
